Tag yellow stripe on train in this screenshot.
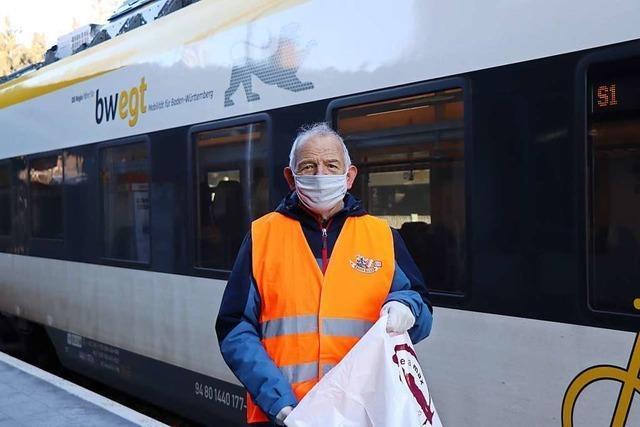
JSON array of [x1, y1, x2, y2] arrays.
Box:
[[0, 0, 303, 109]]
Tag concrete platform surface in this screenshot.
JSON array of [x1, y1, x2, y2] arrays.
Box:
[[0, 351, 167, 426]]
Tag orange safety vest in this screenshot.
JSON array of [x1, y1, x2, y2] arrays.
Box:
[[248, 212, 395, 423]]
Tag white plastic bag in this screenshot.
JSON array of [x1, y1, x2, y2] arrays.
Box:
[[285, 316, 443, 427]]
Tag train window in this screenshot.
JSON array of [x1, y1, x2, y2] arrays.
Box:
[[100, 142, 150, 263], [589, 57, 640, 315], [335, 88, 466, 294], [0, 164, 10, 236], [30, 155, 64, 239], [194, 122, 268, 270]]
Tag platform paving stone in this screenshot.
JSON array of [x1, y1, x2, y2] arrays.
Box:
[[0, 356, 144, 426]]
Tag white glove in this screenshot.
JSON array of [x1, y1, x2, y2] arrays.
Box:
[[275, 405, 293, 426], [380, 301, 415, 334]]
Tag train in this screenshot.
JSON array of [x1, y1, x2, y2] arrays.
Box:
[[2, 0, 640, 425]]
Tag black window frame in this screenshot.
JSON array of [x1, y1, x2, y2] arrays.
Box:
[[97, 136, 153, 269], [577, 43, 640, 320], [187, 113, 272, 280], [27, 149, 66, 248], [0, 159, 12, 241], [326, 77, 472, 302]]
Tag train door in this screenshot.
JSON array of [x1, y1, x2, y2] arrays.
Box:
[[588, 55, 640, 316]]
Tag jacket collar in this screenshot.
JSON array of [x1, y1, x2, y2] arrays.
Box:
[[275, 192, 367, 226]]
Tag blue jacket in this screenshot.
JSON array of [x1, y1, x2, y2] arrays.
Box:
[[215, 192, 433, 423]]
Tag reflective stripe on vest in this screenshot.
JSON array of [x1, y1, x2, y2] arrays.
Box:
[[322, 363, 336, 376], [261, 314, 318, 338], [322, 318, 374, 337], [279, 362, 318, 384], [249, 212, 394, 423], [261, 316, 373, 339]]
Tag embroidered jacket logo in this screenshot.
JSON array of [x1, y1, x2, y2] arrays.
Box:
[[95, 77, 148, 127], [349, 255, 382, 273]]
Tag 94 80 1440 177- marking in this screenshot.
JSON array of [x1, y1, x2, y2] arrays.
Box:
[[194, 381, 246, 410]]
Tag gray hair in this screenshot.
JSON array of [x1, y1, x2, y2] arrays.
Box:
[[288, 122, 352, 171]]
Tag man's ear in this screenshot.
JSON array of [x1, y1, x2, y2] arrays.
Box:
[[346, 164, 358, 190], [284, 167, 296, 191]]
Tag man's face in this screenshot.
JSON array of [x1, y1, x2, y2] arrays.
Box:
[[294, 135, 346, 175], [284, 135, 358, 190]]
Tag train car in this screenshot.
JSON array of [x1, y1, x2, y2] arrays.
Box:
[[1, 0, 640, 425]]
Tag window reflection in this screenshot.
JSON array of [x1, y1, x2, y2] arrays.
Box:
[[337, 88, 465, 294], [195, 122, 268, 270], [30, 155, 64, 239], [101, 143, 150, 263], [590, 118, 640, 314], [64, 153, 87, 184], [0, 164, 10, 236], [367, 169, 431, 228]]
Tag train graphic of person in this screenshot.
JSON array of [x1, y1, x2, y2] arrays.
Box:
[[224, 24, 315, 107]]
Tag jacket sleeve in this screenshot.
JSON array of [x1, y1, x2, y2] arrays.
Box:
[[215, 232, 298, 420], [384, 228, 433, 344]]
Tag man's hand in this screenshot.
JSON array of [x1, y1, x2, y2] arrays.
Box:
[[275, 405, 293, 426], [380, 301, 415, 334]]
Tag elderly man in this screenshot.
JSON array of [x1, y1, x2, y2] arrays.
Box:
[[216, 123, 433, 426]]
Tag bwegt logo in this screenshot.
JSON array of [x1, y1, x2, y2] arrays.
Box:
[[95, 77, 148, 127]]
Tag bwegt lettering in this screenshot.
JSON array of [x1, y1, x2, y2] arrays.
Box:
[[95, 77, 148, 127]]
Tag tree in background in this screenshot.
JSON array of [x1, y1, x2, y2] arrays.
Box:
[[29, 33, 47, 66], [0, 17, 29, 76], [0, 17, 48, 77], [1, 0, 124, 78]]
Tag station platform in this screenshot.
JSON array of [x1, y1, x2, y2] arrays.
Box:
[[0, 351, 166, 427]]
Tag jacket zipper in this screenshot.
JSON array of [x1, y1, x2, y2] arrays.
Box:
[[320, 218, 333, 274], [319, 217, 333, 378]]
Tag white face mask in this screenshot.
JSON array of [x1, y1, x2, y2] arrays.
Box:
[[294, 173, 348, 216]]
